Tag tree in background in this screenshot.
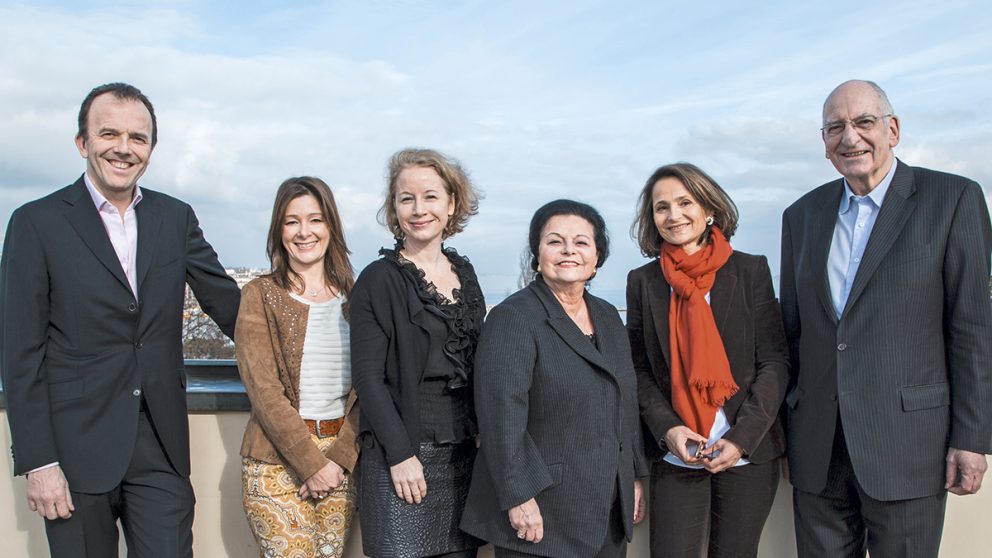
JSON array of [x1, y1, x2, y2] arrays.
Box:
[[182, 287, 235, 359]]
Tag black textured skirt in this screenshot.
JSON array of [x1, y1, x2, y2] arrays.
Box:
[[358, 439, 480, 558]]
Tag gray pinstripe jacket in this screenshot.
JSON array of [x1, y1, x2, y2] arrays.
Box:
[[780, 160, 992, 501], [461, 277, 649, 556]]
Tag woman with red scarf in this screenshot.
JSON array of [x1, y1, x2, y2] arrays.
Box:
[[626, 163, 790, 557]]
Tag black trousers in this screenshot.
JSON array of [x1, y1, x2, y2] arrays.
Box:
[[44, 409, 194, 558], [648, 458, 779, 558], [792, 415, 947, 558]]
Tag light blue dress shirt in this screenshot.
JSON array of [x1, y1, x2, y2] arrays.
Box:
[[827, 161, 898, 319]]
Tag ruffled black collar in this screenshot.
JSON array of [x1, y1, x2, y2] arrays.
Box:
[[379, 240, 475, 307], [379, 239, 486, 389]]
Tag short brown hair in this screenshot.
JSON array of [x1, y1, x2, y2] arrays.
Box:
[[77, 82, 158, 147], [631, 162, 739, 258], [265, 176, 354, 299], [378, 148, 481, 239]]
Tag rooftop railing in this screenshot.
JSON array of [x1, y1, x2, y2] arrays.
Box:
[[0, 360, 248, 411]]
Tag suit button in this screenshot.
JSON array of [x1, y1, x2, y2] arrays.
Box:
[[128, 303, 137, 312], [830, 394, 838, 401], [837, 343, 847, 351], [133, 389, 141, 397], [135, 342, 143, 349], [619, 442, 624, 452]]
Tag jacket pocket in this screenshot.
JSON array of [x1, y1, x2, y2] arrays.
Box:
[[46, 361, 83, 402], [46, 366, 78, 383], [48, 379, 84, 402], [901, 383, 950, 412], [156, 253, 184, 269], [888, 245, 934, 268], [785, 387, 803, 409], [546, 462, 563, 486]]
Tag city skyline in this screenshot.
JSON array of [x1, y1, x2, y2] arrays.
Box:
[[2, 1, 990, 305]]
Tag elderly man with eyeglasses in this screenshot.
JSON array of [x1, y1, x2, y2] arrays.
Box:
[[779, 79, 992, 557]]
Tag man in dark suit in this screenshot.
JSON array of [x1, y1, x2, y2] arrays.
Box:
[[780, 79, 992, 556], [0, 82, 240, 557]]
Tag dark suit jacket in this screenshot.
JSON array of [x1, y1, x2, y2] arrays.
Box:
[[0, 176, 240, 493], [780, 160, 992, 501], [460, 277, 649, 557], [626, 252, 789, 464]]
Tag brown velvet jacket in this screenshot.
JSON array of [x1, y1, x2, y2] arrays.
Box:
[[235, 276, 359, 481]]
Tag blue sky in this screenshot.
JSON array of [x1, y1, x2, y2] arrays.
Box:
[[2, 0, 990, 305]]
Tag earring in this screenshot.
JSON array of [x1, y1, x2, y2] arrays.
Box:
[[705, 216, 714, 226], [589, 268, 598, 281]]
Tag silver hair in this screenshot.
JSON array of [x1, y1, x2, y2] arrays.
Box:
[[823, 80, 895, 123]]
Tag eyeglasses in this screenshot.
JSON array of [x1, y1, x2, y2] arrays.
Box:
[[821, 114, 892, 137]]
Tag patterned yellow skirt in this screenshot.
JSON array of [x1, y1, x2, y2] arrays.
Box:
[[242, 434, 357, 558]]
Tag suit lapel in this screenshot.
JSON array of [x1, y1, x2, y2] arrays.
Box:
[[529, 279, 614, 378], [61, 177, 132, 294], [647, 258, 736, 365], [135, 192, 162, 294], [645, 263, 672, 367], [710, 261, 737, 333], [809, 181, 844, 324], [586, 294, 621, 380], [842, 161, 916, 317]]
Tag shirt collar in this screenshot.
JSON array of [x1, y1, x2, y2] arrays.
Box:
[[83, 173, 143, 213], [838, 159, 898, 215]]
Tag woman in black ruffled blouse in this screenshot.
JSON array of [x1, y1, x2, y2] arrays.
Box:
[[350, 148, 485, 558]]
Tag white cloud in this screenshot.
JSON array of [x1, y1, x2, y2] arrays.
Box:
[[2, 1, 990, 303]]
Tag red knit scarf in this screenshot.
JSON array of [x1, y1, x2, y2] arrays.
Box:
[[660, 227, 738, 438]]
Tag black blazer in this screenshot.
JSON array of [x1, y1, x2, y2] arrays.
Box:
[[0, 177, 240, 492], [626, 252, 789, 464], [461, 278, 649, 557], [780, 161, 992, 500], [349, 249, 485, 466]]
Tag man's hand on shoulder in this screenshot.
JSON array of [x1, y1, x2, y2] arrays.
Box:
[[26, 465, 74, 519], [945, 448, 989, 496]]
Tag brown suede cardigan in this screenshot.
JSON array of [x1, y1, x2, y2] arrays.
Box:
[[235, 276, 359, 481]]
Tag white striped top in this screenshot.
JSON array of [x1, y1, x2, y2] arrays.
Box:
[[289, 293, 351, 420]]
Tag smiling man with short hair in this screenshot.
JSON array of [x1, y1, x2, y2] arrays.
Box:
[[0, 82, 241, 558]]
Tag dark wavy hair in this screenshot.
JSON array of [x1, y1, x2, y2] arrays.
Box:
[[265, 176, 355, 300], [527, 199, 610, 276]]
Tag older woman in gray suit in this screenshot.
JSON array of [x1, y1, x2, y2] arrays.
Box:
[[461, 199, 649, 557]]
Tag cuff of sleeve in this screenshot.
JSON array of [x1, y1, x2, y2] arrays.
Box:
[[948, 435, 992, 456], [283, 436, 330, 481], [325, 443, 358, 473], [25, 462, 60, 475], [385, 447, 416, 467], [721, 430, 754, 458], [497, 468, 554, 511], [653, 418, 683, 452]]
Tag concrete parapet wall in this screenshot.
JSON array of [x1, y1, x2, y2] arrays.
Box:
[[2, 411, 989, 557]]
